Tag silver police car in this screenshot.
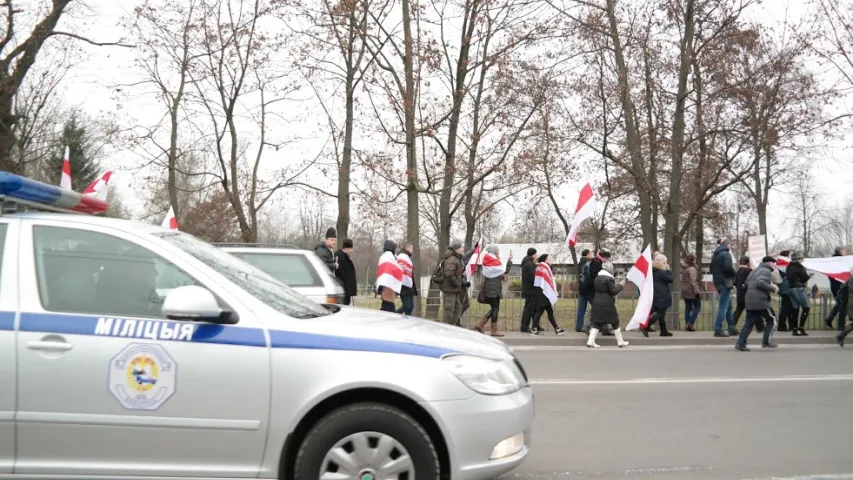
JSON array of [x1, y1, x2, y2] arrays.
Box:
[[0, 173, 533, 479]]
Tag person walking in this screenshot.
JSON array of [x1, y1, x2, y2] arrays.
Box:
[[835, 269, 853, 346], [581, 248, 613, 335], [519, 248, 538, 333], [786, 251, 812, 336], [530, 253, 567, 336], [587, 261, 630, 348], [735, 256, 780, 351], [732, 256, 752, 329], [396, 243, 417, 315], [473, 246, 512, 337], [576, 249, 593, 332], [334, 239, 357, 306], [826, 247, 847, 329], [315, 227, 337, 273], [376, 240, 402, 312], [642, 253, 674, 337], [681, 253, 701, 332], [440, 240, 465, 325], [710, 238, 737, 337]]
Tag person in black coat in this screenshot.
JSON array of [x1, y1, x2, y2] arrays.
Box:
[[642, 253, 673, 337], [826, 246, 847, 329], [587, 261, 629, 348], [733, 256, 752, 328], [519, 248, 537, 332], [786, 251, 812, 336], [580, 248, 613, 335], [334, 239, 357, 305]]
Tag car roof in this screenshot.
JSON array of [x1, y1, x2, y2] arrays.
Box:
[[219, 247, 309, 255], [1, 211, 167, 235]]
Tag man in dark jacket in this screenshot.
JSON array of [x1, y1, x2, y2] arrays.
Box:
[[736, 256, 780, 351], [786, 251, 812, 336], [575, 249, 592, 332], [826, 246, 847, 329], [519, 248, 537, 333], [732, 256, 752, 329], [334, 239, 357, 305], [440, 240, 465, 326], [315, 227, 337, 272], [710, 238, 737, 337], [835, 272, 853, 346]]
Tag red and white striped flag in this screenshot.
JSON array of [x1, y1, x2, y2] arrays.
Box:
[[377, 250, 403, 293], [625, 244, 654, 331], [565, 181, 597, 247], [60, 146, 72, 191], [161, 206, 178, 230], [465, 237, 483, 282], [776, 255, 853, 283], [83, 171, 112, 201], [481, 252, 505, 279], [396, 252, 414, 288], [534, 262, 558, 305]]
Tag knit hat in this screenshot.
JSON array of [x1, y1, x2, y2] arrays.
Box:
[[598, 248, 611, 258], [527, 247, 537, 257], [762, 255, 776, 264], [343, 239, 353, 249], [602, 261, 614, 274], [791, 251, 804, 262], [449, 240, 462, 250], [383, 239, 397, 253], [325, 227, 337, 239], [654, 253, 668, 264], [486, 244, 499, 254]]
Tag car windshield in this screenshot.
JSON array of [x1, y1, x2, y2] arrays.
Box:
[[155, 231, 330, 319]]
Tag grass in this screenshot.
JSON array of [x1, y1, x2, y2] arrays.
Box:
[[352, 292, 839, 332]]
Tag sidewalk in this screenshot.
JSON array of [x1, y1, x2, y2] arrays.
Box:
[[498, 329, 840, 346]]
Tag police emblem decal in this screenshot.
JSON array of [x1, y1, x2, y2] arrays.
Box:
[[109, 343, 177, 410]]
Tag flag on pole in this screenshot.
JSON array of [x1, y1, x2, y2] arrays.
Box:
[[625, 244, 654, 331], [776, 255, 853, 283], [565, 181, 597, 247], [533, 262, 558, 305], [161, 206, 178, 230], [465, 237, 483, 282], [83, 171, 112, 201], [376, 250, 403, 294], [60, 146, 72, 190]]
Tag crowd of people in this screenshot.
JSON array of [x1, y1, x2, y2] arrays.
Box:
[[314, 228, 853, 349]]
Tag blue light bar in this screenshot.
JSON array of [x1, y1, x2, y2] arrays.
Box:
[[0, 172, 107, 215]]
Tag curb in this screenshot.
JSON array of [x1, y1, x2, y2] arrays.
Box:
[[498, 332, 839, 347]]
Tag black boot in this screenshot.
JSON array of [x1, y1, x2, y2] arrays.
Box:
[[791, 308, 801, 335], [838, 323, 853, 347], [799, 308, 810, 336]]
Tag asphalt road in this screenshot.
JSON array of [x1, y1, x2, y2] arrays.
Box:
[[498, 345, 853, 480]]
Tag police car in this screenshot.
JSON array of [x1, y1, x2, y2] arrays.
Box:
[[0, 173, 533, 479]]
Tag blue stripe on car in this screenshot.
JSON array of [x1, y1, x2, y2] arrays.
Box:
[[0, 311, 14, 331], [13, 312, 453, 358]]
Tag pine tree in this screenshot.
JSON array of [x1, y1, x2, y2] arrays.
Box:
[[46, 116, 100, 192]]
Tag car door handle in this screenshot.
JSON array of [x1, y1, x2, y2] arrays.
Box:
[[26, 340, 73, 352]]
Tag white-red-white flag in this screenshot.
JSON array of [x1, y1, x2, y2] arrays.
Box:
[[83, 171, 112, 201], [161, 206, 178, 230], [776, 255, 853, 283], [625, 244, 654, 331], [60, 146, 72, 190], [396, 252, 414, 288], [534, 262, 558, 305], [481, 252, 505, 279], [465, 237, 483, 282], [565, 181, 597, 248], [377, 250, 403, 293]]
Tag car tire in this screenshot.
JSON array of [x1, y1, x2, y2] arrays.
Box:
[[293, 402, 440, 480]]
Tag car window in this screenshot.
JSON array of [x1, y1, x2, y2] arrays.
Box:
[[33, 226, 199, 318], [229, 252, 322, 287], [157, 232, 330, 319]]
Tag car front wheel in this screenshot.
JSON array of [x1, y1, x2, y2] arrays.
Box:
[[294, 402, 440, 480]]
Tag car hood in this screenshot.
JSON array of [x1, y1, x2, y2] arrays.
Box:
[[318, 306, 515, 360]]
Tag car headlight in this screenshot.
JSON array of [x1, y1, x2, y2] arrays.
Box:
[[442, 354, 526, 395]]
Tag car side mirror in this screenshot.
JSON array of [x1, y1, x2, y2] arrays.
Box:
[[162, 285, 237, 324]]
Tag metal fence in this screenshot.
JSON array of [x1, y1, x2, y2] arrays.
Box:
[[353, 288, 838, 332]]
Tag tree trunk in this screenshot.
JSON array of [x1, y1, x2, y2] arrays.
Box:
[[401, 0, 421, 315], [337, 69, 355, 241]]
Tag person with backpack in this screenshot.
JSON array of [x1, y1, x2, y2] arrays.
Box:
[[439, 241, 465, 325], [519, 247, 538, 333], [575, 249, 593, 332]]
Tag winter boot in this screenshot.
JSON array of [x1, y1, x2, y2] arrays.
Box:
[[473, 316, 489, 333], [791, 308, 802, 335], [490, 322, 504, 337], [837, 323, 853, 347], [614, 327, 629, 348], [587, 328, 600, 348], [658, 316, 673, 337], [798, 308, 810, 336]]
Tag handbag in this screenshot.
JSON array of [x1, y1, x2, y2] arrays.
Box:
[[477, 278, 488, 304]]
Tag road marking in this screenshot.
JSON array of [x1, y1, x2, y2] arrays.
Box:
[[529, 374, 853, 385], [510, 344, 839, 352], [743, 475, 853, 479]]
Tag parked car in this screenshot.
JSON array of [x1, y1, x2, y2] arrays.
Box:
[[0, 173, 533, 480], [218, 245, 346, 304]]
